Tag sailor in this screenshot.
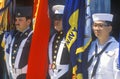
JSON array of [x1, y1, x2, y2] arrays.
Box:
[[88, 13, 120, 79], [48, 5, 72, 79], [4, 6, 33, 79]]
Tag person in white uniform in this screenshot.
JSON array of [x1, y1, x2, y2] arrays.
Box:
[[87, 13, 120, 79]]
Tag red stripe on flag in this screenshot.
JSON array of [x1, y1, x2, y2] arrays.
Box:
[[26, 0, 50, 79]]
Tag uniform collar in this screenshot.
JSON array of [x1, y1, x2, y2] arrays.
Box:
[[16, 27, 32, 37], [96, 36, 115, 47], [56, 31, 63, 35], [22, 27, 30, 33]]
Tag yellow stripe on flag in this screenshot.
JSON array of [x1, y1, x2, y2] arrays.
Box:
[[66, 9, 79, 52]]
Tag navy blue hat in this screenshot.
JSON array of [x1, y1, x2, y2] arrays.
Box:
[[15, 6, 32, 17]]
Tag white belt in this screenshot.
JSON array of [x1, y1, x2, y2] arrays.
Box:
[[10, 65, 27, 79], [49, 64, 69, 79]]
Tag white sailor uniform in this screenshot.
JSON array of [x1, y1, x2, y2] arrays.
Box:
[[88, 37, 120, 79]]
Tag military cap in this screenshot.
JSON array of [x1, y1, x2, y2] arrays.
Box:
[[15, 6, 32, 17], [52, 5, 65, 20], [92, 13, 113, 22], [52, 5, 65, 14]]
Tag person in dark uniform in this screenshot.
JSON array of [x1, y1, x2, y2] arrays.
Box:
[[4, 6, 33, 79], [48, 5, 72, 79]]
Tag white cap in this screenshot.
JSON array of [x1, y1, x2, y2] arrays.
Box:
[[52, 5, 65, 14], [92, 13, 113, 22]]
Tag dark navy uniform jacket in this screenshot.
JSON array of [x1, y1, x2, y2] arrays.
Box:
[[48, 31, 72, 79], [5, 27, 33, 79]]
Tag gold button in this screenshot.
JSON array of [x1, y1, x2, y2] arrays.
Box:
[[54, 50, 57, 53], [55, 45, 58, 48], [60, 31, 63, 34], [57, 36, 60, 39], [53, 56, 56, 59], [53, 61, 56, 64], [56, 40, 59, 43], [13, 50, 16, 53], [25, 32, 28, 35], [15, 44, 17, 47], [12, 56, 15, 59]]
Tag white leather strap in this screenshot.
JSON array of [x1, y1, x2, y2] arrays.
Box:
[[49, 64, 69, 79], [56, 38, 65, 65], [10, 65, 27, 79], [49, 34, 56, 64]]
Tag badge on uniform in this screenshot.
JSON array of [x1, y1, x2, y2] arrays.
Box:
[[49, 63, 56, 70], [51, 63, 56, 69]]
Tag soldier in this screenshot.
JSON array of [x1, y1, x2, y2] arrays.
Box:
[[87, 13, 120, 79], [4, 6, 33, 79], [48, 5, 72, 79]]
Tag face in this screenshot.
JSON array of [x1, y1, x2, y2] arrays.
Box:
[[54, 19, 63, 32], [15, 17, 31, 32], [92, 21, 112, 39]]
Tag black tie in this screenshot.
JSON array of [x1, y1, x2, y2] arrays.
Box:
[[88, 42, 111, 78]]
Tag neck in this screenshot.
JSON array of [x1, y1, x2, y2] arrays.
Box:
[[98, 36, 110, 45]]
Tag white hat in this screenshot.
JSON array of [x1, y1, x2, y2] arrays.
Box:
[[52, 5, 65, 14], [92, 13, 113, 22]]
